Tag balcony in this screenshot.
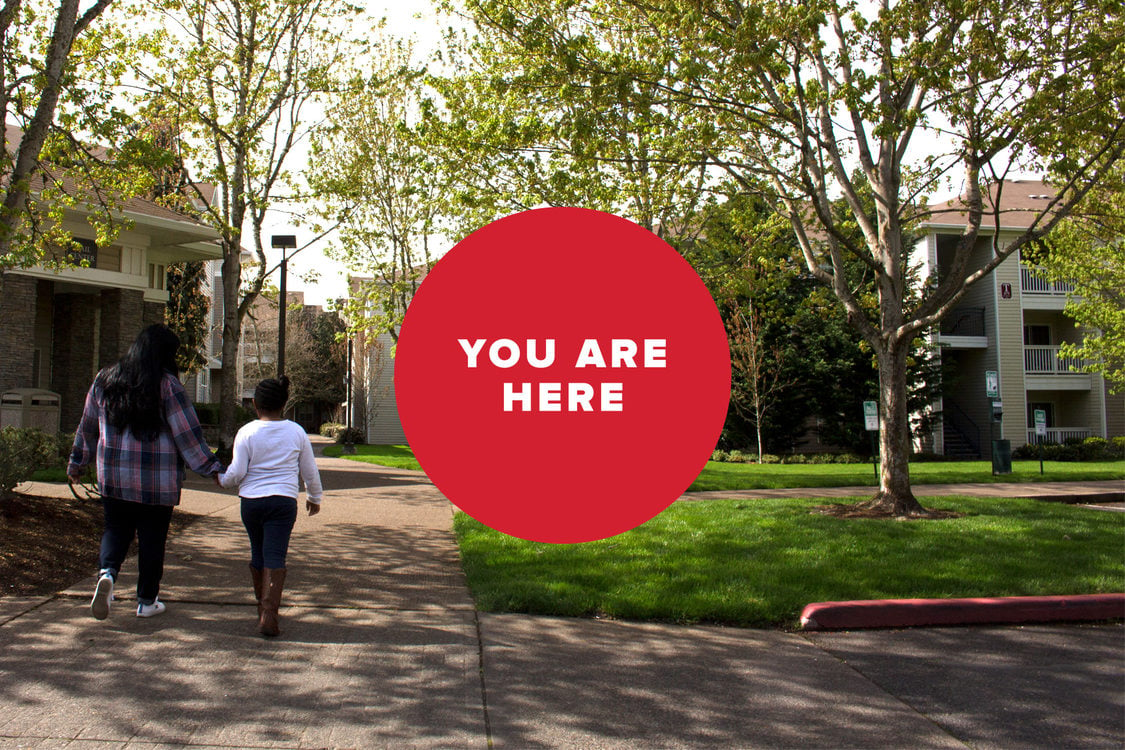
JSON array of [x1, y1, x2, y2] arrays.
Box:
[[937, 306, 987, 348], [1021, 266, 1074, 310], [1024, 345, 1086, 374], [1020, 266, 1074, 295], [1025, 428, 1092, 445], [1024, 345, 1092, 390]]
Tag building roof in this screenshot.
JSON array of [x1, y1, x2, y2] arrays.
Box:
[[925, 179, 1057, 231], [5, 124, 215, 230]]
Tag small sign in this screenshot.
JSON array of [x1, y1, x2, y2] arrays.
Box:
[[1001, 282, 1012, 299], [1034, 409, 1047, 437], [985, 370, 999, 398], [863, 401, 879, 431]]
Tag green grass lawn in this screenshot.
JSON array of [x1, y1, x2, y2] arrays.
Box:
[[321, 444, 423, 471], [455, 496, 1125, 628], [320, 444, 1123, 489], [689, 459, 1125, 491]]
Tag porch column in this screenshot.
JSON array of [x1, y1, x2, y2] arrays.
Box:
[[52, 293, 101, 432], [0, 273, 37, 392]]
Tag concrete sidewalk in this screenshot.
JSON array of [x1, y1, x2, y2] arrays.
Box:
[[0, 455, 1122, 748]]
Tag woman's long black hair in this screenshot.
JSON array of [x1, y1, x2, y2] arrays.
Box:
[[101, 324, 181, 441]]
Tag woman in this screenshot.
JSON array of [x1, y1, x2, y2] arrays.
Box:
[[68, 324, 222, 620], [218, 376, 322, 637]]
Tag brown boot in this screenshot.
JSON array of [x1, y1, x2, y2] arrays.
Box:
[[259, 567, 286, 637], [250, 565, 264, 619]]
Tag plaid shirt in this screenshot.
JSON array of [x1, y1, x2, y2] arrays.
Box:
[[68, 372, 222, 505]]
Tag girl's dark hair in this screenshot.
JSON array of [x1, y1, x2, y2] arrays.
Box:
[[254, 376, 290, 414], [102, 324, 181, 441]]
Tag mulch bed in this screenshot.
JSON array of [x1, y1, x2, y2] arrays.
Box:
[[0, 492, 199, 597]]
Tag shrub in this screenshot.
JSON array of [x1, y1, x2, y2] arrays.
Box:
[[727, 450, 747, 463], [194, 402, 220, 425], [1013, 437, 1121, 462], [711, 449, 728, 462], [1081, 436, 1109, 460], [335, 426, 365, 444], [0, 427, 59, 499], [54, 432, 76, 468], [193, 403, 255, 427], [320, 422, 346, 439], [1111, 436, 1125, 458]]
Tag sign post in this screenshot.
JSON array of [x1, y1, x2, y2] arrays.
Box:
[[863, 400, 879, 484], [1034, 409, 1047, 475]]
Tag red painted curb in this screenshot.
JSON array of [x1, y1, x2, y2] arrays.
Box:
[[800, 593, 1125, 630]]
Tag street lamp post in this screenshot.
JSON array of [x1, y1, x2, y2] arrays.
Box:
[[271, 234, 297, 378]]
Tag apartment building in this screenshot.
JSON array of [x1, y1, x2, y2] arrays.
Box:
[[917, 179, 1123, 458], [0, 200, 222, 431]]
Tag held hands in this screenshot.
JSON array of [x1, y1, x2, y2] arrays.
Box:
[[307, 501, 320, 516]]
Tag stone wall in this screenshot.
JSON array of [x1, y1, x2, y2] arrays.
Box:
[[100, 288, 147, 368], [52, 293, 101, 431], [143, 301, 166, 327], [0, 274, 38, 393]]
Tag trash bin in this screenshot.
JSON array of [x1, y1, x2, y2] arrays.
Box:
[[0, 388, 61, 433], [991, 439, 1012, 475]]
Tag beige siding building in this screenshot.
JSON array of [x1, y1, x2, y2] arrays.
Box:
[[918, 179, 1123, 457]]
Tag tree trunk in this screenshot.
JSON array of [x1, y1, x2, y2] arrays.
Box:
[[217, 242, 242, 450], [864, 339, 930, 516]]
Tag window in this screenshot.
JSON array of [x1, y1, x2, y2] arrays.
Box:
[[149, 263, 167, 291], [69, 238, 97, 268]]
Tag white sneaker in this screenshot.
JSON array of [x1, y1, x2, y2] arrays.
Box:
[[91, 573, 114, 620], [136, 599, 166, 618]]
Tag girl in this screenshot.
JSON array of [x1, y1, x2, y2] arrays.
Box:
[[69, 324, 223, 620], [218, 376, 323, 637]]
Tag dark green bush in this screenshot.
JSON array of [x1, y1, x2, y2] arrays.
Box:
[[0, 427, 59, 498], [335, 426, 365, 444], [1013, 436, 1124, 461], [193, 403, 254, 427]]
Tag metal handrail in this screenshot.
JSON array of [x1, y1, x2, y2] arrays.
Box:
[[944, 400, 981, 457], [940, 307, 986, 337]]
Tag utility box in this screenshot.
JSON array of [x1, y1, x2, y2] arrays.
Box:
[[0, 388, 62, 434], [991, 439, 1012, 475]]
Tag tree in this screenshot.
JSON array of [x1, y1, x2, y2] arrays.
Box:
[[136, 0, 358, 446], [453, 0, 1125, 516], [284, 307, 346, 417], [165, 260, 210, 375], [1, 0, 159, 295], [1035, 177, 1125, 391], [431, 10, 714, 242], [311, 40, 443, 345]]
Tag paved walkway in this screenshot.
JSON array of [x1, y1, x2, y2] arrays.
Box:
[[0, 450, 1122, 748]]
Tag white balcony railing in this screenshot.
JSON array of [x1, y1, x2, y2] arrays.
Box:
[[1026, 428, 1092, 444], [1024, 345, 1087, 375], [1021, 266, 1075, 295]]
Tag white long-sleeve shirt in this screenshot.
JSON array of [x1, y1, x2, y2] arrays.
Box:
[[219, 419, 324, 503]]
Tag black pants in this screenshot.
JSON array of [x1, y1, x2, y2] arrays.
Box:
[[99, 497, 174, 605]]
